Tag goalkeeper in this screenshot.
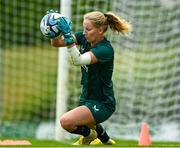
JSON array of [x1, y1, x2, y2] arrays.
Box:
[[50, 11, 131, 145]]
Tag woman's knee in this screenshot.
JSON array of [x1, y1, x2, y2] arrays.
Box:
[[60, 115, 74, 131]]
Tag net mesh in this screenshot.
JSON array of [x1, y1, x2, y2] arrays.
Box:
[[0, 0, 60, 138], [105, 0, 180, 141]]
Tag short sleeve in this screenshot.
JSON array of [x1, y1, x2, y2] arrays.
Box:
[[91, 45, 114, 63], [74, 31, 84, 45]]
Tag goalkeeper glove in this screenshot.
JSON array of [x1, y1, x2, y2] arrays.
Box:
[[57, 17, 74, 45]]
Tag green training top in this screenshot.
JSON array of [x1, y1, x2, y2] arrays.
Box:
[[75, 31, 116, 111]]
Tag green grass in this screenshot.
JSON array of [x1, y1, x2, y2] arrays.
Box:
[[1, 139, 180, 147]]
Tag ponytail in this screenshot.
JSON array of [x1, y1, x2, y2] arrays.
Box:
[[104, 12, 132, 34]]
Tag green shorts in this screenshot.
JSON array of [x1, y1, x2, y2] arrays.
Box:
[[79, 98, 115, 123]]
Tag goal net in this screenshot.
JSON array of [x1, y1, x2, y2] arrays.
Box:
[[0, 0, 60, 138], [0, 0, 180, 141], [106, 0, 180, 141]]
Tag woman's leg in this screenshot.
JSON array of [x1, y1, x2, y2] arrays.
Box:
[[95, 124, 110, 143], [60, 105, 97, 145], [60, 105, 96, 132], [90, 124, 116, 145]]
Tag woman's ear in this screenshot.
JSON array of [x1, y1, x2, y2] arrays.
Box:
[[98, 27, 104, 34]]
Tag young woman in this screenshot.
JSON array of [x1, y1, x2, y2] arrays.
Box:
[[51, 11, 132, 145]]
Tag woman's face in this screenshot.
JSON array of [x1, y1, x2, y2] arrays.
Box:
[[83, 19, 103, 46]]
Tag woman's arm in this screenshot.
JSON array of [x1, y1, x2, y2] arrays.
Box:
[[51, 35, 77, 47], [51, 36, 98, 65], [67, 44, 98, 66], [51, 36, 65, 47]]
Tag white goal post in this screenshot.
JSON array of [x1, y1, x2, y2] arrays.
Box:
[[55, 0, 72, 140]]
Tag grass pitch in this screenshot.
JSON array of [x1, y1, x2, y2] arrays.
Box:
[[1, 139, 180, 148]]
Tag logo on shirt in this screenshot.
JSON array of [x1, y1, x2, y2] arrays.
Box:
[[82, 65, 88, 72], [93, 105, 99, 112], [80, 46, 85, 53]]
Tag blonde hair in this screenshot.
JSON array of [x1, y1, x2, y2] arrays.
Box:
[[84, 11, 132, 35]]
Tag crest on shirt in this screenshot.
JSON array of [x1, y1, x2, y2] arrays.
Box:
[[82, 65, 88, 72], [80, 45, 85, 53]]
